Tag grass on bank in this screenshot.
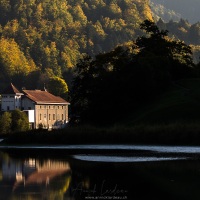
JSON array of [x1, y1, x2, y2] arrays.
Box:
[[125, 78, 200, 125], [2, 78, 200, 146], [1, 122, 200, 146]]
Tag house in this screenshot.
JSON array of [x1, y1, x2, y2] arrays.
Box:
[[1, 83, 70, 129], [1, 83, 23, 111]]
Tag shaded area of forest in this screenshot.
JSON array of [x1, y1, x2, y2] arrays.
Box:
[[70, 20, 198, 125]]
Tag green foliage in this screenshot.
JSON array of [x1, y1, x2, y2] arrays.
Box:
[[47, 76, 69, 99], [0, 110, 29, 134], [0, 112, 12, 134], [71, 20, 195, 125], [0, 0, 154, 92], [137, 20, 194, 80], [11, 109, 30, 133]]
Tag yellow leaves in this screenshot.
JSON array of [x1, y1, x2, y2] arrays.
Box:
[[93, 21, 106, 38], [35, 3, 43, 18], [3, 20, 19, 37], [48, 76, 68, 96], [109, 3, 122, 16], [140, 3, 153, 21], [73, 5, 87, 25], [102, 17, 125, 31], [87, 39, 94, 47], [61, 52, 73, 68], [0, 37, 37, 76]]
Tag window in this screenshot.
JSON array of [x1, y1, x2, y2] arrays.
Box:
[[44, 114, 46, 119], [40, 114, 42, 120], [53, 114, 55, 120], [49, 114, 51, 120], [62, 114, 64, 120]]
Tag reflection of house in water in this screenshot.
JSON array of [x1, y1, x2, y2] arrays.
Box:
[[2, 159, 24, 182], [2, 156, 71, 193], [22, 159, 70, 187]]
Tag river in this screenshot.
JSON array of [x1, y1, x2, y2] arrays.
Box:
[[0, 144, 200, 200]]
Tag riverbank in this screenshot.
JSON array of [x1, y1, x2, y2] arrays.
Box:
[[1, 122, 200, 146], [1, 79, 200, 146]]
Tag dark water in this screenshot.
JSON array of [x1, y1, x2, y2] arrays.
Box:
[[0, 145, 200, 200]]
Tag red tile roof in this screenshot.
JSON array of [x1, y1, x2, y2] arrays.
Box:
[[23, 90, 69, 104]]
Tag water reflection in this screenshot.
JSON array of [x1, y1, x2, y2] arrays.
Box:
[[0, 152, 71, 200], [1, 148, 200, 200]]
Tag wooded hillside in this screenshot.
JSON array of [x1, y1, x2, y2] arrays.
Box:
[[0, 0, 153, 92], [1, 0, 200, 98]]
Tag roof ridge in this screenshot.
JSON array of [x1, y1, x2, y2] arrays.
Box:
[[22, 89, 69, 104]]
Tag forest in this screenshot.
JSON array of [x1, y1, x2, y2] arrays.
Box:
[[0, 0, 200, 93], [71, 20, 197, 125], [1, 0, 200, 126], [0, 0, 152, 94]]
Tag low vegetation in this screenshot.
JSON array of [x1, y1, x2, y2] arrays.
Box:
[[2, 121, 200, 146], [2, 78, 200, 146], [0, 109, 29, 134]]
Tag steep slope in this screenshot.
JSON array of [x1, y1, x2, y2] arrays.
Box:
[[0, 0, 153, 91]]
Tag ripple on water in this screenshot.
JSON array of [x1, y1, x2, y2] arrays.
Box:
[[72, 155, 187, 163]]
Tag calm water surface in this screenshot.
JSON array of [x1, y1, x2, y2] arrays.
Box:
[[0, 145, 200, 200]]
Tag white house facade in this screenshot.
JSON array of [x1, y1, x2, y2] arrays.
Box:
[[1, 83, 23, 111]]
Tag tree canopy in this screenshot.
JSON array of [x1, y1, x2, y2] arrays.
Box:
[[0, 0, 153, 93], [0, 109, 30, 134], [71, 20, 195, 125], [0, 0, 200, 103]]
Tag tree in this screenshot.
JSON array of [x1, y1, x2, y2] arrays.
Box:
[[70, 54, 94, 119], [0, 111, 12, 134], [137, 20, 194, 81], [47, 76, 68, 99], [0, 0, 11, 25], [71, 20, 195, 125], [0, 37, 37, 78], [11, 109, 29, 132]]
